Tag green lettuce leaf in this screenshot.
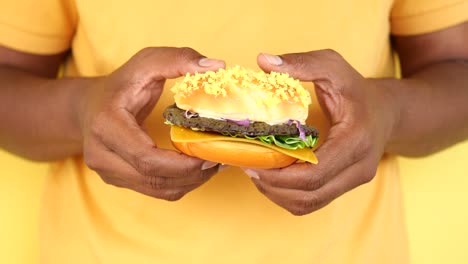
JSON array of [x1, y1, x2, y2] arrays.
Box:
[[222, 133, 318, 150]]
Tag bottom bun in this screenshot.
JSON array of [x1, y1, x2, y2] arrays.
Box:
[[172, 140, 297, 169]]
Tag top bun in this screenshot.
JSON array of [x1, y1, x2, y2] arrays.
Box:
[[171, 66, 311, 124]]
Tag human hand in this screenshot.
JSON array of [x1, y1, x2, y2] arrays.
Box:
[[243, 50, 398, 215], [80, 47, 225, 201]]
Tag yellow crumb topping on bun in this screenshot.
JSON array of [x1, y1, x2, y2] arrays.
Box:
[[171, 66, 311, 108]]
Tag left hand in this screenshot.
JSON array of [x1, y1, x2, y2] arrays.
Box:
[[243, 50, 399, 215]]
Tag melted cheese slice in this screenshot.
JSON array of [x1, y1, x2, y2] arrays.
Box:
[[171, 126, 318, 164]]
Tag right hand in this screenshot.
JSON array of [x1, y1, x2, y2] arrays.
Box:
[[80, 47, 225, 201]]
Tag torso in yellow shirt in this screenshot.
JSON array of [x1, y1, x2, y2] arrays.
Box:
[[9, 0, 411, 263]]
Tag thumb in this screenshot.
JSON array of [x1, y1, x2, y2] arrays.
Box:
[[257, 50, 339, 82], [118, 47, 226, 85]]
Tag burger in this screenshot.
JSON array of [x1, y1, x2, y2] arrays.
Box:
[[163, 66, 319, 169]]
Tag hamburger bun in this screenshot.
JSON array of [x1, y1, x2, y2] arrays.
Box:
[[172, 140, 297, 169]]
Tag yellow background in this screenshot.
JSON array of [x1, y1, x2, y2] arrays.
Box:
[[1, 142, 468, 263]]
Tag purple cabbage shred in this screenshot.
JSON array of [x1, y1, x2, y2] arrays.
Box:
[[226, 118, 250, 126], [287, 119, 307, 141], [184, 109, 199, 118]]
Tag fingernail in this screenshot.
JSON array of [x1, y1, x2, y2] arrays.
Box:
[[261, 53, 283, 66], [202, 161, 219, 170], [243, 169, 260, 180], [198, 58, 222, 67], [218, 164, 230, 172]]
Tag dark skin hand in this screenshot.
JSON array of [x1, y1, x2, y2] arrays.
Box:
[[0, 47, 226, 201], [80, 48, 227, 200], [243, 22, 468, 215]]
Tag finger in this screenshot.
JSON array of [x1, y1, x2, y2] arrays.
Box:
[[85, 139, 219, 202], [244, 125, 368, 191], [257, 49, 348, 82], [134, 182, 206, 202], [84, 139, 141, 189], [87, 146, 218, 189], [105, 170, 206, 201], [118, 47, 226, 85], [250, 158, 376, 216], [99, 157, 211, 202], [252, 179, 324, 216]]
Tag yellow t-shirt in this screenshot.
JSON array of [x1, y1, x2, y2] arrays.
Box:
[[1, 0, 467, 263]]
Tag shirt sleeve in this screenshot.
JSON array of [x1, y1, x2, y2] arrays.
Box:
[[0, 0, 77, 54], [390, 0, 468, 35]]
